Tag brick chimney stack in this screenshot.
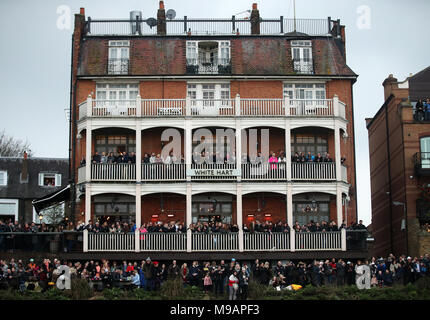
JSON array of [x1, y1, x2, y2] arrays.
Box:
[[157, 1, 166, 35], [250, 3, 260, 35], [21, 151, 28, 182], [382, 74, 399, 101]]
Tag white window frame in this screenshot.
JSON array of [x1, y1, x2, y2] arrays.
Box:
[[95, 83, 139, 101], [283, 82, 326, 100], [108, 41, 130, 75], [0, 171, 7, 186], [186, 40, 231, 66], [187, 82, 232, 111], [0, 198, 18, 222], [38, 173, 62, 187], [291, 41, 313, 74]]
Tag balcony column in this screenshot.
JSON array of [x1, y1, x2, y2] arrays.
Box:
[[136, 95, 142, 117], [334, 122, 341, 181], [336, 186, 343, 227], [236, 119, 242, 182], [136, 122, 142, 182], [333, 94, 339, 117], [186, 95, 191, 116], [135, 184, 141, 253], [235, 93, 241, 117], [237, 184, 244, 252], [185, 120, 192, 182], [286, 184, 293, 226], [285, 119, 292, 181], [85, 121, 92, 182], [186, 183, 192, 253], [86, 94, 92, 118], [85, 183, 91, 224]]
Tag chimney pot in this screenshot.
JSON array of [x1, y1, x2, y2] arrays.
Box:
[[80, 8, 85, 15], [159, 1, 165, 9]]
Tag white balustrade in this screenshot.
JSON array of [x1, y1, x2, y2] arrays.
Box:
[[191, 233, 239, 251], [244, 232, 290, 251], [291, 162, 336, 180], [289, 99, 334, 116], [341, 164, 348, 183], [241, 163, 287, 180], [141, 163, 186, 181], [240, 99, 284, 116], [140, 232, 187, 251], [91, 163, 136, 181], [295, 231, 342, 251], [78, 166, 86, 183], [88, 232, 135, 251], [338, 101, 346, 119], [92, 100, 137, 117], [141, 99, 186, 116], [78, 101, 87, 120], [189, 99, 236, 116]]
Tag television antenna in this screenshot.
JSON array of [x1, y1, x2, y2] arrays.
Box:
[[166, 9, 176, 20], [146, 17, 157, 29]]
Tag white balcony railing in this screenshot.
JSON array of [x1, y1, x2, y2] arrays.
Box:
[[241, 163, 287, 180], [341, 164, 348, 183], [88, 232, 135, 251], [140, 232, 187, 251], [91, 163, 136, 181], [78, 96, 347, 119], [244, 232, 290, 251], [141, 99, 186, 116], [240, 99, 285, 116], [78, 166, 86, 184], [141, 163, 186, 181], [192, 233, 239, 251], [289, 99, 333, 116], [85, 231, 345, 252], [295, 231, 342, 251], [92, 100, 137, 117], [291, 162, 336, 180]]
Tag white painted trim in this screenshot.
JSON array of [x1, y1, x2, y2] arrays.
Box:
[[0, 198, 18, 222]]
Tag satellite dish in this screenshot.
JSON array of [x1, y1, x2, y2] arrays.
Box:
[[146, 17, 157, 28], [166, 9, 176, 20]]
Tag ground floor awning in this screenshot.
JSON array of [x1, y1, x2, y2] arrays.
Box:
[[32, 185, 70, 213]]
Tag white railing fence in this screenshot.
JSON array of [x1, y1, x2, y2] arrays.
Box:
[[141, 99, 186, 116], [295, 231, 342, 251], [92, 100, 137, 117], [78, 166, 86, 183], [240, 99, 284, 116], [88, 232, 135, 251], [190, 99, 236, 116], [244, 232, 290, 251], [289, 99, 333, 116], [191, 233, 239, 251], [91, 163, 136, 181], [241, 163, 287, 180], [140, 232, 187, 251], [291, 162, 336, 180], [141, 163, 186, 181], [78, 101, 87, 120]]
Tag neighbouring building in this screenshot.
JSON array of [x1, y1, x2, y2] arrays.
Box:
[[69, 2, 363, 260], [366, 66, 430, 258], [0, 153, 69, 224]]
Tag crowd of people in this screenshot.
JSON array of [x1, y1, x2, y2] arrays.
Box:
[[81, 150, 346, 167], [414, 98, 430, 121], [1, 253, 429, 299]]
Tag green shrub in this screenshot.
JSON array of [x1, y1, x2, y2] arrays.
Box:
[[160, 277, 187, 300], [65, 278, 94, 300]]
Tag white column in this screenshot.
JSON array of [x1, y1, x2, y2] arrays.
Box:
[[236, 120, 242, 182], [186, 183, 192, 252], [336, 186, 343, 227], [136, 122, 142, 182], [186, 95, 191, 116], [85, 183, 91, 224], [135, 184, 141, 228], [136, 95, 142, 117], [286, 184, 293, 227], [333, 94, 339, 117], [334, 122, 341, 181], [284, 96, 290, 116], [237, 184, 243, 252], [85, 121, 92, 182], [83, 229, 88, 252], [285, 119, 292, 181], [86, 94, 92, 118], [235, 93, 241, 116], [341, 227, 347, 251], [290, 228, 295, 252], [185, 120, 192, 182]]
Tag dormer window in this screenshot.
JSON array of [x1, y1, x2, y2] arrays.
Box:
[[291, 40, 313, 74], [186, 41, 231, 74], [108, 40, 130, 75]]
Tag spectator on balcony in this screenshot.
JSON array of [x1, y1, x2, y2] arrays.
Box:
[[107, 152, 115, 163], [415, 99, 425, 121], [92, 152, 101, 164], [80, 157, 86, 167], [100, 152, 108, 164], [292, 152, 299, 162], [269, 152, 278, 169], [241, 153, 249, 164], [424, 98, 430, 120], [314, 153, 323, 162], [306, 152, 315, 162], [323, 153, 333, 162], [341, 156, 346, 165]]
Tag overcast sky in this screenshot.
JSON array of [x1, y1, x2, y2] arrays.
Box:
[[0, 0, 429, 226]]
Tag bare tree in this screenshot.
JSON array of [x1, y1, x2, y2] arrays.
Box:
[[0, 129, 32, 157]]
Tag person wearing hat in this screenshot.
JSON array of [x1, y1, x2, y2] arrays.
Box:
[[153, 261, 161, 290], [143, 258, 155, 291]]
